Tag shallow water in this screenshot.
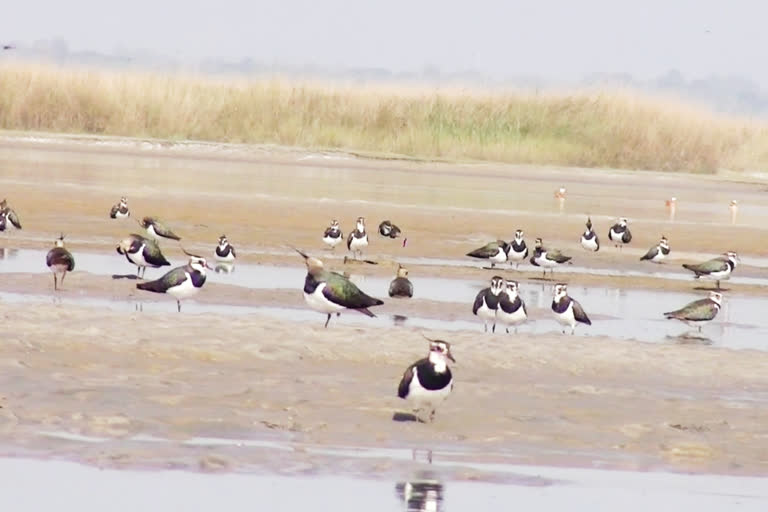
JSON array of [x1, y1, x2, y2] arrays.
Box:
[[1, 456, 767, 512]]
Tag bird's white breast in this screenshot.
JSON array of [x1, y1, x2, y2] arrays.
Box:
[[304, 283, 346, 313], [166, 273, 200, 300]]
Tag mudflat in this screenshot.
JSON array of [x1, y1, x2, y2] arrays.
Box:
[[0, 133, 767, 476]]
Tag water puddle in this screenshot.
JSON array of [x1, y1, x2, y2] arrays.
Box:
[[1, 248, 767, 350]]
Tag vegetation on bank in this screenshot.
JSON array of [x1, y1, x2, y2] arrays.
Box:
[[1, 63, 767, 173]]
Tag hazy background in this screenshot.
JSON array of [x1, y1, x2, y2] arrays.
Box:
[[2, 0, 767, 115]]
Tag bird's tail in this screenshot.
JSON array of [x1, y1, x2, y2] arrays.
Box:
[[356, 307, 377, 318], [136, 279, 165, 292]]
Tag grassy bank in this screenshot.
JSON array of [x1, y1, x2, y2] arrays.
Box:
[[1, 63, 767, 172]]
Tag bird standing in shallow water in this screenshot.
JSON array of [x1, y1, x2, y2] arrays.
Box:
[[551, 283, 591, 334], [389, 265, 413, 298], [580, 217, 599, 252], [397, 337, 455, 423], [472, 276, 505, 332], [466, 240, 509, 269], [640, 236, 670, 264], [664, 291, 722, 332], [507, 230, 528, 269], [682, 252, 739, 290], [46, 234, 75, 291], [497, 280, 528, 333], [116, 233, 171, 278], [608, 218, 632, 250], [136, 253, 211, 312], [530, 238, 571, 278], [295, 248, 383, 327], [322, 219, 343, 250], [347, 217, 369, 259], [214, 235, 236, 263]]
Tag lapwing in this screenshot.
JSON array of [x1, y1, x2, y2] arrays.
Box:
[[116, 233, 171, 278], [378, 220, 402, 239], [472, 276, 505, 332], [136, 251, 211, 312], [139, 216, 181, 241], [640, 236, 670, 264], [530, 238, 571, 278], [554, 187, 566, 213], [0, 199, 22, 231], [551, 283, 591, 334], [214, 235, 236, 263], [346, 217, 369, 259], [466, 240, 509, 269], [295, 248, 383, 327], [497, 280, 528, 333], [397, 336, 455, 423], [665, 197, 677, 221], [682, 251, 739, 290], [664, 291, 722, 331], [389, 264, 414, 298], [109, 197, 130, 219], [508, 230, 528, 269], [580, 217, 599, 252], [322, 219, 343, 250], [46, 234, 75, 291], [608, 218, 632, 249], [729, 200, 739, 224]]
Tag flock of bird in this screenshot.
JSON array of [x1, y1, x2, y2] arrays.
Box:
[[0, 189, 744, 423]]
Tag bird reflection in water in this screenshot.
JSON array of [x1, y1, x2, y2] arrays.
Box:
[[0, 247, 18, 260], [214, 263, 235, 274], [395, 449, 444, 512]]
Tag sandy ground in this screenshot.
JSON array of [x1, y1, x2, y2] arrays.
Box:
[[1, 133, 768, 477]]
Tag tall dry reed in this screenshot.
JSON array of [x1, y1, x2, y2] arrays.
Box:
[[1, 63, 767, 172]]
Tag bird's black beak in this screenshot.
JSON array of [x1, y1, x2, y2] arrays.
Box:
[[448, 352, 456, 363], [292, 247, 309, 260]]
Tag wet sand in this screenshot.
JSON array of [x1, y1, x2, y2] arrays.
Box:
[[1, 133, 768, 477]]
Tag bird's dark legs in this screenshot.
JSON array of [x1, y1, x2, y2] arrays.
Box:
[[324, 313, 332, 328], [61, 272, 67, 286], [177, 300, 181, 312], [492, 323, 496, 333], [53, 274, 58, 291], [429, 410, 436, 422], [483, 323, 488, 333]]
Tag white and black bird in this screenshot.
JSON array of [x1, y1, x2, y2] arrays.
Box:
[[497, 280, 528, 333], [466, 240, 509, 269], [379, 220, 402, 239], [664, 291, 723, 332], [136, 251, 211, 312], [640, 236, 670, 264], [682, 251, 739, 290], [116, 233, 171, 278], [46, 234, 75, 291], [139, 216, 181, 241], [214, 235, 236, 263], [389, 264, 413, 298], [295, 248, 383, 327], [397, 337, 455, 423], [608, 218, 632, 249], [0, 198, 22, 231], [322, 219, 343, 250], [551, 283, 591, 334], [471, 275, 506, 332], [530, 238, 572, 278], [346, 216, 369, 259], [109, 197, 130, 219], [580, 217, 599, 252], [508, 230, 528, 269]]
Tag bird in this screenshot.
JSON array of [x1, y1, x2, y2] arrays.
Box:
[[378, 220, 402, 238], [551, 283, 591, 334], [580, 217, 599, 252], [664, 291, 723, 332], [109, 197, 130, 219], [322, 219, 343, 250], [295, 248, 383, 327], [729, 200, 739, 225], [507, 230, 528, 269], [139, 216, 181, 241], [682, 252, 739, 290], [136, 251, 211, 312], [665, 197, 677, 221], [554, 187, 566, 213], [472, 275, 505, 332], [346, 217, 369, 259], [530, 238, 571, 278], [0, 199, 22, 231], [397, 336, 455, 423], [608, 218, 632, 249], [46, 234, 75, 291], [497, 280, 528, 333], [389, 264, 413, 298], [2, 45, 14, 51], [116, 233, 171, 278], [640, 236, 670, 264], [214, 235, 236, 263], [466, 240, 509, 269]]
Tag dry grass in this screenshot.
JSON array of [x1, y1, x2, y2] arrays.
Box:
[[1, 62, 768, 172]]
